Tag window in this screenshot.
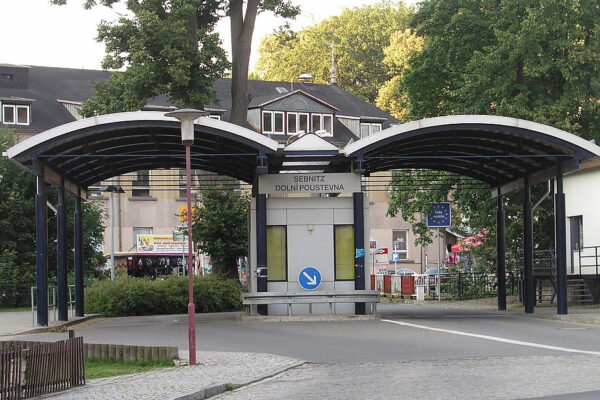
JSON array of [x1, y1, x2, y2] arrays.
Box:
[[569, 216, 583, 250], [392, 230, 408, 261], [299, 113, 308, 132], [310, 113, 334, 135], [360, 122, 382, 138], [312, 114, 321, 132], [1, 73, 13, 81], [2, 105, 15, 124], [178, 169, 202, 199], [267, 226, 287, 281], [274, 111, 284, 134], [132, 170, 150, 197], [2, 104, 30, 125], [287, 113, 297, 134], [262, 111, 273, 133], [335, 225, 355, 280]]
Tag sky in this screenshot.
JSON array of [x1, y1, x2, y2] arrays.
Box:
[[1, 0, 416, 71]]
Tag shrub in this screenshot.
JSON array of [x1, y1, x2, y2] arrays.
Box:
[[85, 276, 242, 317]]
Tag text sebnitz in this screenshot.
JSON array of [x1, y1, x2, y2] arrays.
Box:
[[293, 175, 325, 183]]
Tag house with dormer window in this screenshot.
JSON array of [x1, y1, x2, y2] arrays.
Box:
[[1, 63, 445, 277]]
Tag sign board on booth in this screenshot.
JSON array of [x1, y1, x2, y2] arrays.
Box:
[[258, 173, 361, 194]]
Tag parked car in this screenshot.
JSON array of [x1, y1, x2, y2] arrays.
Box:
[[394, 268, 416, 276]]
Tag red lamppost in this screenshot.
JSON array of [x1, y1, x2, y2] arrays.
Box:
[[165, 109, 206, 366]]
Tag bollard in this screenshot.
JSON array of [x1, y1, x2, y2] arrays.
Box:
[[68, 329, 75, 339]]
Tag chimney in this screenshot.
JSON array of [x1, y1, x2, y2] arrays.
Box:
[[330, 42, 337, 86]]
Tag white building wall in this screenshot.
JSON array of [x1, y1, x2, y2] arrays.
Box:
[[563, 167, 600, 275]]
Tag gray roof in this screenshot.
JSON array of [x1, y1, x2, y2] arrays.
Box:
[[0, 65, 397, 143]]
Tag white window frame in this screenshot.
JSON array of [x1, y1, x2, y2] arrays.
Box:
[[2, 104, 15, 124], [392, 229, 408, 261], [16, 105, 29, 125], [2, 104, 30, 126], [262, 110, 274, 133], [287, 112, 297, 134], [273, 111, 285, 134], [298, 113, 309, 133], [360, 122, 382, 138], [310, 113, 334, 136]]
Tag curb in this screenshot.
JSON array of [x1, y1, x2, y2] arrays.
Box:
[[14, 314, 103, 335], [169, 360, 306, 400], [242, 314, 379, 322]]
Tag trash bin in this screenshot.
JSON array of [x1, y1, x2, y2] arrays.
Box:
[[416, 285, 425, 301]]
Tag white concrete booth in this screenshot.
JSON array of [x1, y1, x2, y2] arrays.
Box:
[[248, 173, 370, 316]]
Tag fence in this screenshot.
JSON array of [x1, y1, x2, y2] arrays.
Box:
[[0, 337, 85, 399], [30, 285, 76, 326], [0, 346, 22, 400]]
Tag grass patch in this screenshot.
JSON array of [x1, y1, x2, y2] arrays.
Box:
[[0, 306, 31, 312], [85, 358, 174, 380]]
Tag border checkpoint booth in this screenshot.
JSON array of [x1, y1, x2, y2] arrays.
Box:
[[7, 112, 600, 324]]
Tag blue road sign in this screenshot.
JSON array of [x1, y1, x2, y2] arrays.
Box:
[[298, 266, 322, 290], [426, 202, 451, 227]]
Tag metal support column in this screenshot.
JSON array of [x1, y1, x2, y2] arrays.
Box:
[[256, 193, 268, 315], [74, 190, 84, 317], [523, 181, 535, 313], [57, 182, 68, 321], [555, 165, 568, 315], [353, 192, 366, 315], [497, 193, 506, 311], [34, 159, 48, 326]]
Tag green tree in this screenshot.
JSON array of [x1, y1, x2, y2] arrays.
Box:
[[53, 0, 300, 123], [191, 188, 249, 279], [375, 29, 424, 120], [387, 0, 600, 271], [254, 1, 412, 103], [0, 128, 106, 307]]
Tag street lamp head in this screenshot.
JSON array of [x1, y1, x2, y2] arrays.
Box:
[[102, 185, 125, 193], [165, 109, 208, 145]]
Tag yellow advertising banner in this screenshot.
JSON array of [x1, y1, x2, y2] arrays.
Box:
[[137, 234, 187, 254]]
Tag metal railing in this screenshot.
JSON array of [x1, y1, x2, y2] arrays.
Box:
[[573, 246, 600, 277], [242, 291, 380, 316], [30, 285, 76, 326]]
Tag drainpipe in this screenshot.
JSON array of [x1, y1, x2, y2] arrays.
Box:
[[533, 180, 552, 211]]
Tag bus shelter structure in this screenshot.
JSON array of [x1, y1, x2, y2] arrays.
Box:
[[7, 113, 600, 325]]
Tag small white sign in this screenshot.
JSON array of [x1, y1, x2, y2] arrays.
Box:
[[259, 173, 361, 194]]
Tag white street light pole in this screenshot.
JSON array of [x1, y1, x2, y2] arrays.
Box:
[[165, 108, 207, 367]]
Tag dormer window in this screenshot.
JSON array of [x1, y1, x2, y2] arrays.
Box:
[[2, 104, 30, 125], [262, 111, 284, 134], [360, 122, 381, 138]]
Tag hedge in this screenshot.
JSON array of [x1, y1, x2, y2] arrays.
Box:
[[85, 276, 242, 317]]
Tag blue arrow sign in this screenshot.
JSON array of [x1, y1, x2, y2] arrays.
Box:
[[298, 266, 322, 290], [426, 202, 451, 228]]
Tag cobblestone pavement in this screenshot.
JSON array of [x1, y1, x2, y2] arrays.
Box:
[[39, 351, 302, 400], [214, 355, 600, 400]]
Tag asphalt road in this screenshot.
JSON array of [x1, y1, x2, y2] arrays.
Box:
[[10, 303, 600, 399]]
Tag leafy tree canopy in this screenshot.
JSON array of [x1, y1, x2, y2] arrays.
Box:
[[191, 188, 249, 279], [386, 0, 600, 271], [254, 0, 412, 103], [0, 128, 106, 307]]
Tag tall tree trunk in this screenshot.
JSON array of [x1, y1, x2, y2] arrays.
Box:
[[229, 0, 259, 126], [187, 11, 204, 110]]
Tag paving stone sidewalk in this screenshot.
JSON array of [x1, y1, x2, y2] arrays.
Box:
[[38, 351, 304, 400]]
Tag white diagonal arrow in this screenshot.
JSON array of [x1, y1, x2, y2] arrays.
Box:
[[302, 271, 317, 285]]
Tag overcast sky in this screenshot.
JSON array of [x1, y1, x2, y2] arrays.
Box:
[[2, 0, 416, 71]]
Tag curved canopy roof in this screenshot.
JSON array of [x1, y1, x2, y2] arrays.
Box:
[[344, 115, 600, 188], [7, 111, 279, 187]]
